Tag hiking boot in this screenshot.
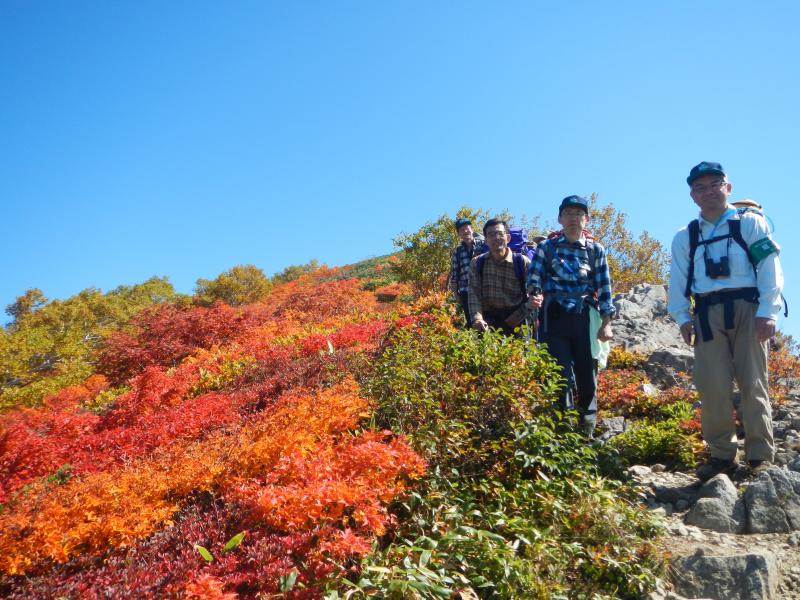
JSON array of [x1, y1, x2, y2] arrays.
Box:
[[748, 460, 774, 475], [580, 416, 596, 439], [696, 457, 738, 482]]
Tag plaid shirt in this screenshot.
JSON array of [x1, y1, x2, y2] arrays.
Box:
[[468, 250, 530, 324], [526, 234, 615, 317], [449, 234, 486, 293]]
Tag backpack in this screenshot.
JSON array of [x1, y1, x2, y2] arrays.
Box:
[[508, 228, 536, 261], [684, 204, 788, 316], [731, 199, 775, 232]]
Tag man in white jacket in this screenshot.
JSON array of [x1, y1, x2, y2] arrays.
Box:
[[668, 161, 784, 481]]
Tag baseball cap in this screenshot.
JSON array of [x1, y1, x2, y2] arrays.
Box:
[[559, 195, 589, 215], [454, 218, 472, 230], [687, 161, 726, 185]]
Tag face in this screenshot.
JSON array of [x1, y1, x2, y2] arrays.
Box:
[[558, 207, 589, 233], [456, 223, 474, 244], [484, 223, 510, 254], [690, 174, 732, 215]]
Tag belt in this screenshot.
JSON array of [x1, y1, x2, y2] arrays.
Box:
[[692, 287, 759, 342]]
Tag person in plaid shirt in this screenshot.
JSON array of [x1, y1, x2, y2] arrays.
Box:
[[526, 196, 614, 436], [469, 218, 537, 336], [449, 218, 485, 328]]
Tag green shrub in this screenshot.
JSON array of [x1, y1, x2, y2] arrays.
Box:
[[367, 316, 562, 476], [335, 315, 666, 599], [608, 419, 700, 468]]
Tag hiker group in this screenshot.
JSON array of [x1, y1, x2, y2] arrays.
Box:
[[449, 161, 785, 478]]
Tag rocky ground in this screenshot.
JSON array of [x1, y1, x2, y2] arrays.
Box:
[[610, 285, 800, 600]]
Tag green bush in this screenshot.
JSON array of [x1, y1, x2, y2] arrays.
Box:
[[608, 419, 700, 468], [334, 315, 666, 599], [367, 316, 562, 476]]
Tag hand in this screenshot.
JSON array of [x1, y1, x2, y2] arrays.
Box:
[[597, 323, 613, 342], [473, 318, 489, 333], [527, 293, 544, 310], [679, 321, 694, 346], [754, 317, 776, 343]]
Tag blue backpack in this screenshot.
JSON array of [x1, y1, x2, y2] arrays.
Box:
[[508, 228, 536, 261]]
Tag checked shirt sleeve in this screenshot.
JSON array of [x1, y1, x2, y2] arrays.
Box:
[[449, 249, 459, 293], [526, 244, 547, 293], [592, 243, 615, 317]]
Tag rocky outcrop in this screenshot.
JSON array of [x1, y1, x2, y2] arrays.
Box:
[[671, 549, 779, 600], [613, 284, 681, 355], [612, 284, 694, 386], [744, 468, 800, 533]]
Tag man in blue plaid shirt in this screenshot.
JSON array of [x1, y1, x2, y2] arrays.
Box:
[[449, 218, 486, 327], [526, 196, 615, 436]]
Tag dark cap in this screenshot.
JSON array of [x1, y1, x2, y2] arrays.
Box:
[[454, 218, 472, 230], [687, 161, 726, 185], [559, 195, 589, 215]]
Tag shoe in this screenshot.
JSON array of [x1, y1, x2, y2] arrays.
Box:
[[748, 460, 773, 475], [696, 457, 738, 482]]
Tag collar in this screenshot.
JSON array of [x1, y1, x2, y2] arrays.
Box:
[[489, 248, 513, 263], [698, 206, 738, 228], [556, 233, 587, 246]]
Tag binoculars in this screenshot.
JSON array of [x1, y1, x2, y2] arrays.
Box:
[[704, 256, 730, 279]]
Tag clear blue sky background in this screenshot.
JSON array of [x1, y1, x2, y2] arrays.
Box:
[[2, 1, 798, 337]]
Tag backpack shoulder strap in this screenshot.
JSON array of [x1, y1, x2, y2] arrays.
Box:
[[542, 239, 556, 272], [476, 252, 488, 278], [586, 240, 597, 274], [512, 252, 528, 298], [512, 252, 526, 292], [685, 220, 700, 298], [728, 217, 757, 272]]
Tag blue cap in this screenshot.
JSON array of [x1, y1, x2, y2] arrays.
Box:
[[454, 218, 472, 230], [687, 161, 726, 185], [559, 195, 589, 215]]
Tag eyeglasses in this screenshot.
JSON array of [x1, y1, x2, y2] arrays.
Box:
[[691, 180, 727, 194], [486, 231, 508, 238]]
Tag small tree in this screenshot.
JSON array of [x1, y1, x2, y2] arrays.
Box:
[[195, 265, 272, 306], [272, 260, 323, 285], [392, 206, 488, 293], [588, 195, 668, 294]]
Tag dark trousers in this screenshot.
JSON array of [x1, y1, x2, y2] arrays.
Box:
[[541, 304, 598, 430], [458, 291, 473, 328], [484, 306, 524, 337]]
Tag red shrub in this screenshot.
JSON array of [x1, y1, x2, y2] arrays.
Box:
[[98, 303, 261, 383]]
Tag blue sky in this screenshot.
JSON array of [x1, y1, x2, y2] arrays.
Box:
[[2, 1, 798, 337]]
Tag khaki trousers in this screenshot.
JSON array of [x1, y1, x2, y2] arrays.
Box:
[[693, 299, 773, 462]]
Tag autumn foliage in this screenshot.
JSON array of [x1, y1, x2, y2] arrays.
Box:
[[0, 270, 424, 598]]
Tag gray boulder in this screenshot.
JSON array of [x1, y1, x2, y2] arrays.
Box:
[[684, 475, 745, 533], [597, 415, 626, 441], [613, 284, 684, 354], [671, 550, 779, 600], [744, 468, 800, 533], [645, 348, 695, 387], [685, 498, 744, 533]]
